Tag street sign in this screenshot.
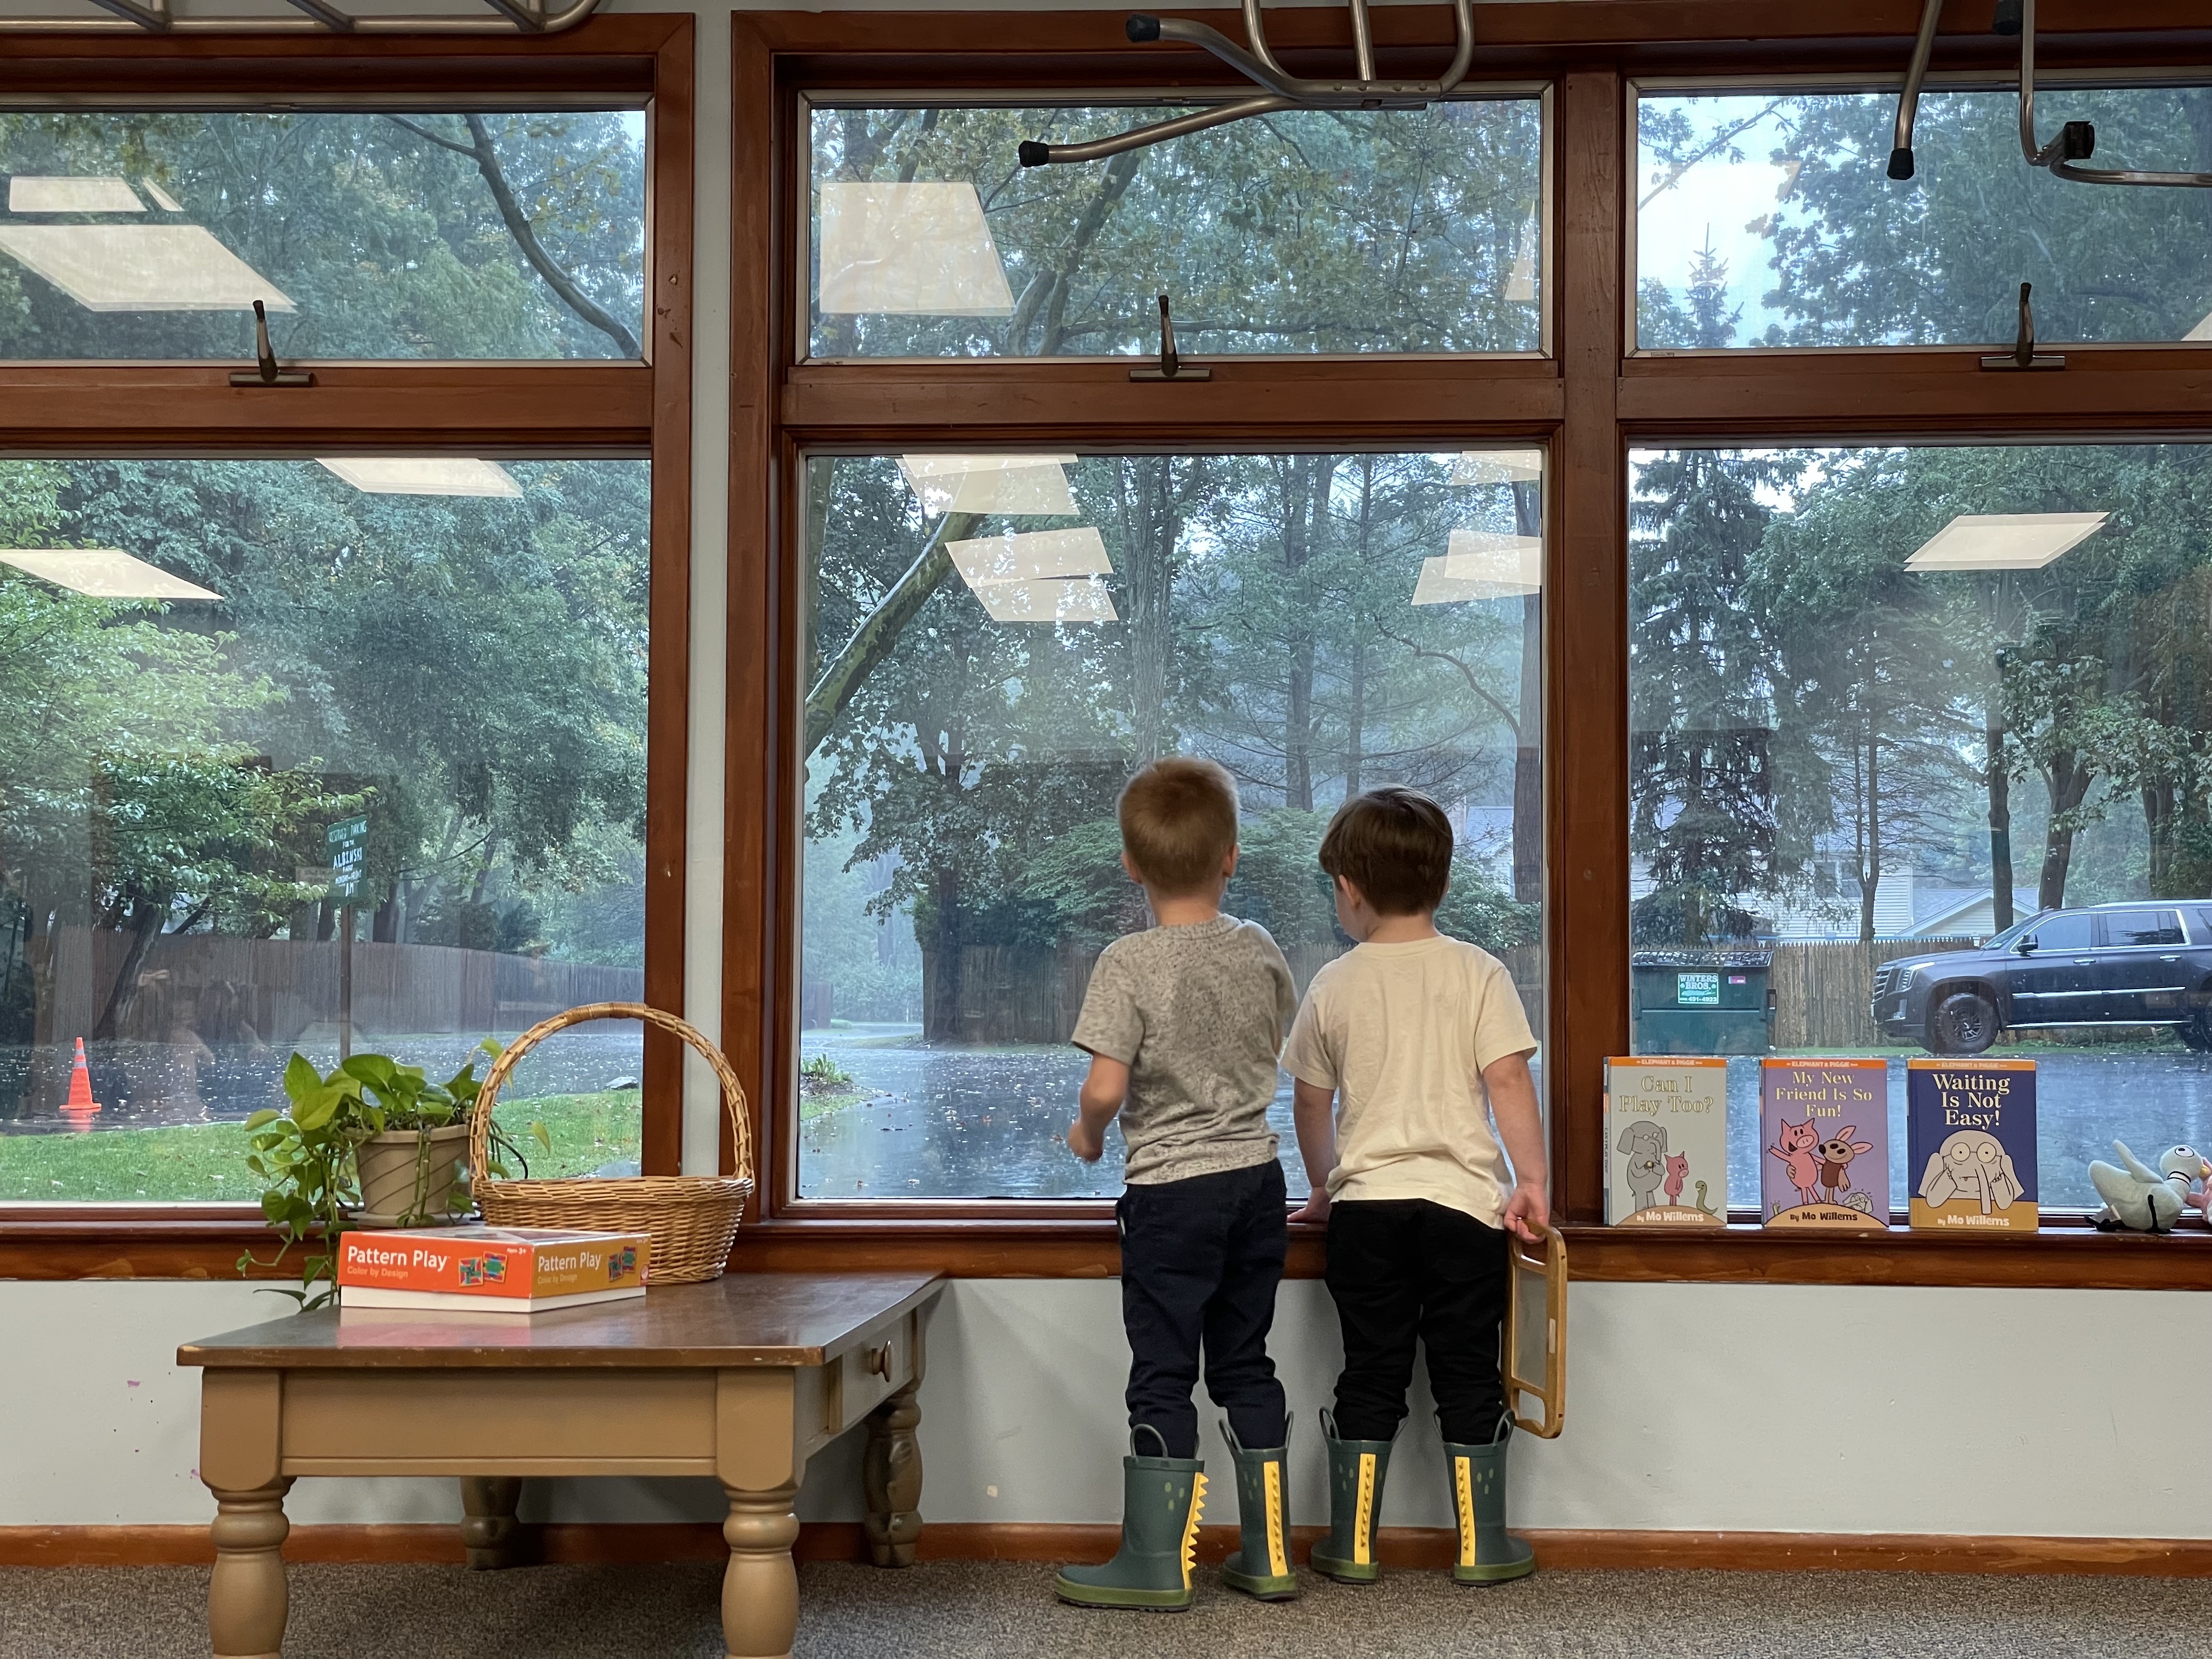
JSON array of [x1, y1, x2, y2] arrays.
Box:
[[326, 816, 368, 902]]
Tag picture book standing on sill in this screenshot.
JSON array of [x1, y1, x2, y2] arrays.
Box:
[[1604, 1056, 1726, 1226], [1760, 1058, 1889, 1231], [1908, 1058, 2037, 1232]]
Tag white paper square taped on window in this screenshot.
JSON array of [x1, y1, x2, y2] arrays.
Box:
[[818, 182, 1014, 317], [7, 176, 144, 215], [972, 577, 1118, 625], [899, 455, 1078, 517], [946, 526, 1111, 588], [1410, 531, 1543, 603], [0, 224, 291, 313]]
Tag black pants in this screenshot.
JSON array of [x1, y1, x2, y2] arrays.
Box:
[[1325, 1198, 1509, 1445], [1118, 1160, 1289, 1459]]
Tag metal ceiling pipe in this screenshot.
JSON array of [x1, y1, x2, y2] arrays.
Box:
[[1019, 0, 1477, 167]]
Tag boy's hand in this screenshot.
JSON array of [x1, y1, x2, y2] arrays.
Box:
[[1288, 1188, 1331, 1225], [1502, 1182, 1550, 1243], [1066, 1117, 1105, 1162]]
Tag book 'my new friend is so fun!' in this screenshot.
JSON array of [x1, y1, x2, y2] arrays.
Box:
[[1604, 1055, 1727, 1226], [1760, 1057, 1889, 1232]]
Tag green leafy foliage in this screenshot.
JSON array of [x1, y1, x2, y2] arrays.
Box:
[[236, 1040, 544, 1309]]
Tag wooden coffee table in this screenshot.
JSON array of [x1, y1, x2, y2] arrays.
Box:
[[179, 1271, 946, 1659]]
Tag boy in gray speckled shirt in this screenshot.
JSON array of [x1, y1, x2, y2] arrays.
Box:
[[1055, 755, 1300, 1611]]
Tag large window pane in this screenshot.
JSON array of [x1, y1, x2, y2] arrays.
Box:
[[0, 112, 646, 360], [809, 101, 1543, 359], [0, 458, 651, 1201], [1637, 88, 2212, 349], [802, 449, 1546, 1199], [1628, 441, 2212, 1213]]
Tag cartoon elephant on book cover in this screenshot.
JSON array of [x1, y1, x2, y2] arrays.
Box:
[[1617, 1119, 1667, 1211], [1918, 1129, 2023, 1215]]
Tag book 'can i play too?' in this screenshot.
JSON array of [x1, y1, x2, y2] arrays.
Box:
[[1908, 1058, 2037, 1232], [1604, 1056, 1727, 1226], [1760, 1058, 1890, 1231], [336, 1225, 651, 1313]]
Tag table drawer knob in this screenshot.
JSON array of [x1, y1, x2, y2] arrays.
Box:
[[866, 1342, 894, 1379]]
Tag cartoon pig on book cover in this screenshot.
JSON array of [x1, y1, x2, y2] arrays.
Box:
[[1908, 1058, 2036, 1232], [1760, 1057, 1889, 1231], [1605, 1056, 1726, 1226]]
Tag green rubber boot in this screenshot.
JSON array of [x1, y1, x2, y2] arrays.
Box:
[[1053, 1426, 1207, 1611], [1445, 1418, 1535, 1585], [1308, 1411, 1391, 1584], [1218, 1419, 1297, 1601]]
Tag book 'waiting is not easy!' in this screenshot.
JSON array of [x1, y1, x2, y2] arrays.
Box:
[[1760, 1057, 1889, 1232], [1908, 1058, 2037, 1232], [1604, 1056, 1726, 1226], [336, 1225, 651, 1313]]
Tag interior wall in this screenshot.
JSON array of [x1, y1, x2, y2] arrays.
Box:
[[4, 1276, 2209, 1537]]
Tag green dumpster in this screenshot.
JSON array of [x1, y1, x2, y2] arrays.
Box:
[[1630, 951, 1775, 1056]]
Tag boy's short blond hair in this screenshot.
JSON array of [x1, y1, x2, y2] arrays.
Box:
[[1118, 756, 1239, 895]]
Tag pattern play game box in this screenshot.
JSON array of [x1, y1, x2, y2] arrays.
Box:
[[337, 1225, 650, 1313]]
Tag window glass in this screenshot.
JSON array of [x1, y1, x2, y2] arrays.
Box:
[[1627, 442, 2212, 1213], [1637, 88, 2212, 349], [0, 458, 651, 1201], [808, 100, 1543, 359], [0, 112, 646, 360], [2028, 915, 2095, 952], [801, 448, 1546, 1198], [2102, 910, 2183, 947]]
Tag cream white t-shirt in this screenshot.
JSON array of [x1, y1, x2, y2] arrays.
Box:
[[1281, 935, 1538, 1226]]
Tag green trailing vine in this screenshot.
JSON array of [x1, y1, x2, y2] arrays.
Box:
[[237, 1039, 548, 1310]]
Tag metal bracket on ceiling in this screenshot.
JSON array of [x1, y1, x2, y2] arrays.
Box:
[[1017, 0, 1477, 167], [1128, 294, 1209, 381], [1981, 283, 2065, 371], [1891, 0, 2212, 188], [229, 301, 314, 387], [10, 0, 600, 32]]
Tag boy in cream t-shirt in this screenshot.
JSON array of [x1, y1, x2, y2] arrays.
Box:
[[1282, 786, 1548, 1588]]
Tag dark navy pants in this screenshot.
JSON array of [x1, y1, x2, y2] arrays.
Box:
[[1117, 1160, 1289, 1459], [1325, 1197, 1510, 1444]]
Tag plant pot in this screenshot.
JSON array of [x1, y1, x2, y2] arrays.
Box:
[[355, 1124, 472, 1226]]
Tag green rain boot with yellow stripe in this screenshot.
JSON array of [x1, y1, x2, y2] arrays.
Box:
[[1444, 1418, 1535, 1585], [1308, 1412, 1391, 1584], [1054, 1426, 1207, 1611], [1218, 1419, 1297, 1601]]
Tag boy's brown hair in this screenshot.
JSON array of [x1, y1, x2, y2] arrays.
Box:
[[1119, 756, 1239, 894], [1318, 787, 1454, 917]]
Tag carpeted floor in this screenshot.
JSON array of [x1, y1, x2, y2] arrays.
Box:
[[5, 1559, 2208, 1658]]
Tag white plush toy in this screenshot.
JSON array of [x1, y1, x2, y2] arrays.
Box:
[[2087, 1141, 2209, 1233]]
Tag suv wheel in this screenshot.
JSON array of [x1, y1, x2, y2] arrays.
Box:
[[2182, 1009, 2212, 1053], [1928, 989, 1999, 1056]]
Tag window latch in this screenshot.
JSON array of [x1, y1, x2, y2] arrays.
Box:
[[1129, 294, 1210, 382], [229, 300, 313, 388], [1981, 283, 2064, 371]]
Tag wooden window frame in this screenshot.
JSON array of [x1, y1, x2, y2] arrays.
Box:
[[0, 16, 695, 1279], [726, 1, 2212, 1290]]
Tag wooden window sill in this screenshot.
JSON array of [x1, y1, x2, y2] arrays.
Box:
[[8, 1206, 2204, 1288]]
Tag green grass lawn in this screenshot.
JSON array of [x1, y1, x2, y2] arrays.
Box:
[[0, 1089, 645, 1203]]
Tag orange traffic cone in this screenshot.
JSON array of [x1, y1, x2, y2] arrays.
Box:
[[64, 1037, 99, 1118]]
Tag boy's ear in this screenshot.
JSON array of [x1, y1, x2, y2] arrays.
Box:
[[1120, 851, 1143, 885], [1222, 843, 1239, 879]]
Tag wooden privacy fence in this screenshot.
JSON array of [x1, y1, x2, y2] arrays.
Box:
[[1768, 938, 1978, 1050], [913, 936, 1547, 1046], [27, 927, 644, 1049]]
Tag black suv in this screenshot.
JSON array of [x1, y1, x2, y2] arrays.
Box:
[[1872, 901, 2212, 1055]]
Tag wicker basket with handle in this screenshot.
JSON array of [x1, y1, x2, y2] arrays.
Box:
[[467, 1001, 753, 1284]]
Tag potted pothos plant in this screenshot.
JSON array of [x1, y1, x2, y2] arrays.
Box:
[[239, 1040, 548, 1309]]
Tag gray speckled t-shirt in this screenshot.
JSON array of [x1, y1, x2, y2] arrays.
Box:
[[1070, 914, 1297, 1186]]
